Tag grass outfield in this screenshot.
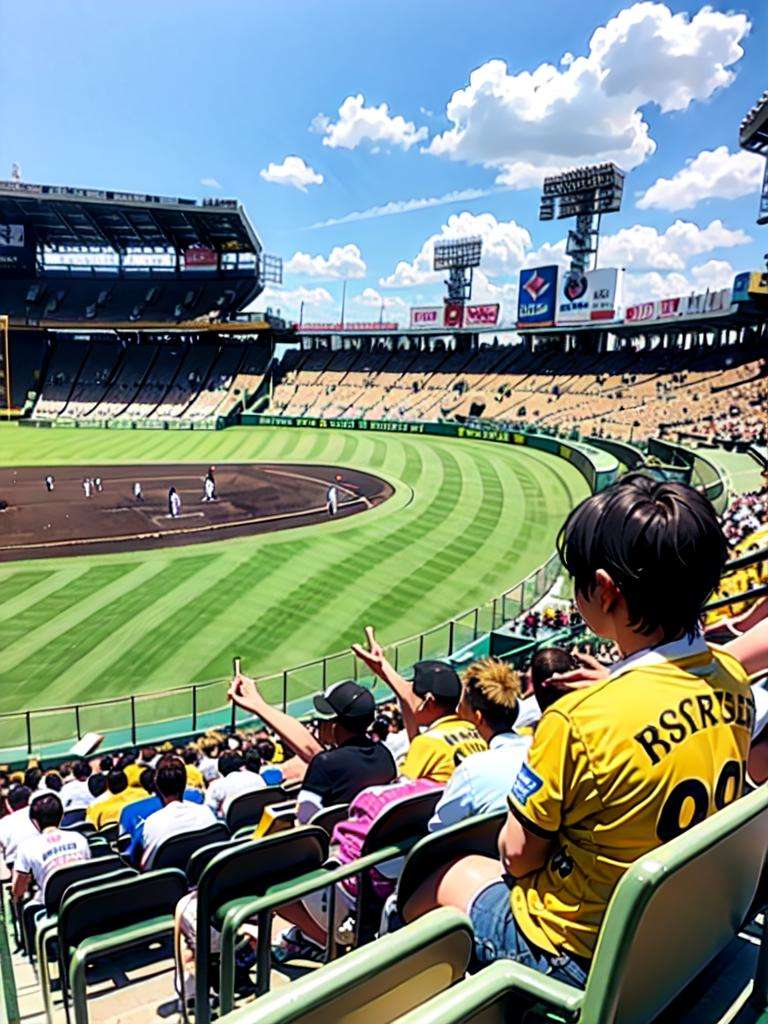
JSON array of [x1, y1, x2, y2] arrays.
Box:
[[0, 423, 587, 726]]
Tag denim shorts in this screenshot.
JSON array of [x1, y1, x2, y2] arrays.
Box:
[[468, 880, 589, 988]]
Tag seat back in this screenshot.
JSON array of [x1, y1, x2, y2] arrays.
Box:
[[309, 802, 349, 838], [360, 790, 443, 857], [225, 786, 288, 832], [398, 812, 505, 918], [44, 856, 127, 914], [147, 823, 230, 872], [57, 868, 187, 958], [198, 827, 328, 922], [61, 810, 86, 828], [65, 821, 95, 837], [219, 908, 473, 1024], [582, 783, 768, 1024], [97, 822, 120, 843]]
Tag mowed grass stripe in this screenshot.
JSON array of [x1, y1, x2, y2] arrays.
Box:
[[2, 556, 212, 700], [0, 568, 53, 603]]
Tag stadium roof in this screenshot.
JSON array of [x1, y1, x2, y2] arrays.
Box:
[[0, 180, 262, 254]]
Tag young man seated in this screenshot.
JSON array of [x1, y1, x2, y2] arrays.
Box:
[[12, 793, 91, 906], [428, 658, 530, 831], [404, 473, 753, 986], [351, 635, 487, 781], [141, 756, 217, 868]]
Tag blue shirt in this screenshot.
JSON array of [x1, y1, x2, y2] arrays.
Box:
[[119, 789, 204, 864], [428, 732, 532, 832]]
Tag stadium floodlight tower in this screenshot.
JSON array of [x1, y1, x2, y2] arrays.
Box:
[[739, 91, 768, 226], [539, 162, 625, 273], [433, 235, 483, 310]]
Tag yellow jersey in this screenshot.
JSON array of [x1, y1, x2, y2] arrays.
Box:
[[86, 788, 143, 830], [508, 637, 753, 960], [400, 714, 487, 783]]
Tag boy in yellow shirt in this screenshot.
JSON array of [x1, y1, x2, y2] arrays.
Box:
[[404, 473, 752, 986]]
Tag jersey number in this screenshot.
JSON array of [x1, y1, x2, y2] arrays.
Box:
[[656, 760, 745, 842]]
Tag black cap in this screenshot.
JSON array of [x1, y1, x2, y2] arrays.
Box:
[[412, 660, 461, 701], [313, 680, 375, 721]]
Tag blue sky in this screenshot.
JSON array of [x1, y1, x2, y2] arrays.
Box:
[[1, 0, 765, 324]]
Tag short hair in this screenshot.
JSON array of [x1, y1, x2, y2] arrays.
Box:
[[463, 659, 521, 734], [106, 769, 128, 795], [255, 738, 275, 762], [182, 749, 198, 765], [218, 752, 243, 777], [88, 773, 107, 798], [73, 760, 91, 782], [529, 648, 577, 713], [155, 756, 186, 800], [99, 756, 114, 773], [29, 793, 63, 830], [8, 785, 31, 811], [243, 749, 262, 774], [44, 773, 62, 793], [557, 473, 726, 642], [139, 767, 155, 794], [24, 767, 42, 791]]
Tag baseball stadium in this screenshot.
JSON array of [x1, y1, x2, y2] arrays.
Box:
[[1, 4, 768, 1024]]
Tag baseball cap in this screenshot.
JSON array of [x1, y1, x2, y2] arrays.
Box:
[[412, 660, 461, 701], [313, 680, 375, 721]]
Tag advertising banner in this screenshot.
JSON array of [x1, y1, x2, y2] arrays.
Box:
[[464, 303, 500, 327], [298, 322, 399, 332], [444, 302, 464, 329], [557, 268, 621, 324], [657, 296, 683, 318], [410, 306, 442, 328], [517, 265, 559, 327], [183, 244, 217, 268], [0, 223, 35, 273], [626, 302, 655, 322]]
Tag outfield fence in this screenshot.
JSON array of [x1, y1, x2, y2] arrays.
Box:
[[0, 549, 562, 762]]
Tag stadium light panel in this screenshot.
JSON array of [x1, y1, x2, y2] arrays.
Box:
[[433, 236, 483, 271]]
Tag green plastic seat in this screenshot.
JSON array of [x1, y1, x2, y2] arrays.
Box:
[[396, 783, 768, 1024], [56, 868, 187, 1024], [218, 907, 473, 1024], [225, 785, 288, 832], [308, 801, 350, 838], [189, 826, 329, 1024], [396, 810, 506, 920], [144, 821, 230, 871]]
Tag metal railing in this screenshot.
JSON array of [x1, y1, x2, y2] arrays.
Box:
[[0, 550, 563, 760]]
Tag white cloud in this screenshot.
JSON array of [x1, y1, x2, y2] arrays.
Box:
[[599, 219, 749, 270], [285, 244, 367, 280], [310, 187, 499, 228], [260, 156, 324, 191], [689, 258, 736, 291], [200, 176, 221, 189], [259, 284, 336, 321], [637, 146, 764, 210], [379, 211, 531, 288], [349, 288, 408, 315], [427, 3, 750, 185], [319, 94, 428, 151]]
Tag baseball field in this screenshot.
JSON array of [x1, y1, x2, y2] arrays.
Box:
[[0, 422, 587, 730]]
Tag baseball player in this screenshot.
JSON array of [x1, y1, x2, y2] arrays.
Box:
[[168, 486, 182, 519], [44, 475, 55, 493], [326, 483, 338, 517], [83, 478, 92, 499], [202, 467, 217, 502], [133, 481, 144, 503]]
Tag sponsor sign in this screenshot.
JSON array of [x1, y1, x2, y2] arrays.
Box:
[[0, 224, 24, 247], [517, 265, 559, 327], [626, 302, 655, 322], [297, 322, 399, 332], [184, 244, 217, 268], [444, 302, 464, 328], [0, 223, 34, 273], [657, 296, 682, 318], [409, 306, 441, 328], [557, 268, 622, 324], [464, 303, 500, 327]]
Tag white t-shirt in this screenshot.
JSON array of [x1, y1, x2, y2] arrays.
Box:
[[60, 779, 95, 812], [199, 756, 219, 783], [141, 800, 217, 867], [0, 807, 37, 867], [384, 730, 410, 764], [204, 770, 266, 818], [14, 828, 91, 895]]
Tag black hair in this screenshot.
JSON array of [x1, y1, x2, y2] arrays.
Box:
[[8, 785, 31, 811], [139, 767, 156, 794], [557, 473, 726, 642], [24, 767, 43, 791], [255, 738, 275, 762], [30, 793, 63, 830], [99, 756, 114, 773], [155, 755, 186, 800], [218, 752, 243, 777], [243, 749, 262, 773], [106, 769, 128, 795], [44, 773, 62, 793], [73, 760, 91, 782], [182, 749, 198, 765], [87, 773, 107, 798], [529, 647, 578, 713], [370, 717, 391, 742]]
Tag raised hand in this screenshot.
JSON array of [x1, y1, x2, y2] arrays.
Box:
[[227, 672, 265, 713], [351, 625, 387, 679]]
